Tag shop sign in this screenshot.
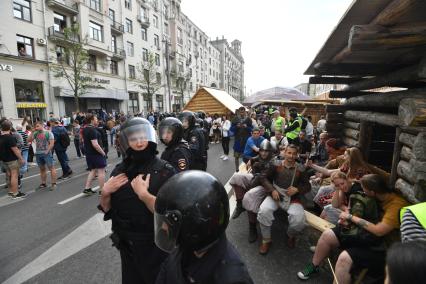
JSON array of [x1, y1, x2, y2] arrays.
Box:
[[17, 102, 47, 108], [80, 76, 110, 84], [0, 64, 13, 72]]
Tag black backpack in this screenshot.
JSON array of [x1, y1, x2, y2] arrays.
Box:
[[60, 131, 70, 148]]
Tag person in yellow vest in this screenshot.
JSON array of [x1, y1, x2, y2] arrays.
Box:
[[284, 108, 302, 144], [270, 110, 285, 137], [400, 202, 426, 242]]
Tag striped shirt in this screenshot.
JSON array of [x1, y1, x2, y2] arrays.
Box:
[[17, 130, 29, 151], [401, 209, 426, 243]]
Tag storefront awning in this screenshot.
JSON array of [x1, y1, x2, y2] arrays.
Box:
[[55, 87, 129, 100]]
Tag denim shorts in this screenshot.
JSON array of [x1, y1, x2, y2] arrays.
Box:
[[36, 153, 55, 167]]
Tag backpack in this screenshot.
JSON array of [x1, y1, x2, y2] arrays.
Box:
[[339, 192, 382, 245], [299, 116, 308, 130], [60, 131, 70, 148]]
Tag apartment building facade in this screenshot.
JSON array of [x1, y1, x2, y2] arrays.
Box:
[[0, 0, 244, 121]]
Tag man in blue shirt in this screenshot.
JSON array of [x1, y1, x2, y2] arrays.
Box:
[[50, 118, 72, 179], [243, 128, 265, 164]]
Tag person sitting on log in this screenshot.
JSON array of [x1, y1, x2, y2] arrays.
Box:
[[256, 144, 311, 253], [297, 174, 409, 283]]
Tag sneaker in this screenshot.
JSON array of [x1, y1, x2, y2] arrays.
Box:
[[7, 192, 14, 197], [12, 191, 26, 199], [64, 171, 73, 179], [220, 155, 225, 159], [83, 188, 96, 195], [223, 156, 229, 161], [57, 175, 65, 180], [50, 183, 57, 191], [297, 263, 319, 280], [36, 184, 48, 190], [215, 141, 220, 144]]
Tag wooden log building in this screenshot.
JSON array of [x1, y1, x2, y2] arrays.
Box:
[[305, 0, 426, 203], [184, 87, 244, 115]]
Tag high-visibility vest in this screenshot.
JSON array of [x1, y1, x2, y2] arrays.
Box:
[[286, 117, 302, 140], [400, 202, 426, 229], [274, 116, 284, 131]]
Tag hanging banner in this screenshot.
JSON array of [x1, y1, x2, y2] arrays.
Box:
[[16, 103, 47, 108]]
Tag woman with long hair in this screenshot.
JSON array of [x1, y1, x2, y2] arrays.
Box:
[[220, 114, 231, 160]]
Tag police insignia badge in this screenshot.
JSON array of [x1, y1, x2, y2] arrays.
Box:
[[178, 159, 187, 170], [191, 136, 197, 143]]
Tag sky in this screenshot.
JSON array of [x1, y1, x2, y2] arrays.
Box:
[[180, 0, 353, 95]]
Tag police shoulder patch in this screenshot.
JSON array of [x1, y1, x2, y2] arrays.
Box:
[[178, 159, 187, 170], [191, 136, 197, 143]]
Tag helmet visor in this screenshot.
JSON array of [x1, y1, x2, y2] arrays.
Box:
[[119, 124, 157, 153], [154, 210, 182, 253]]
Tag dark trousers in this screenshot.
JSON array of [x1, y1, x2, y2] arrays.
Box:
[[222, 136, 230, 155], [74, 139, 82, 157], [28, 145, 34, 162], [119, 240, 168, 284], [55, 149, 71, 174]]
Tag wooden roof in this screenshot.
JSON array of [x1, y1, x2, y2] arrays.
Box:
[[184, 87, 244, 115]]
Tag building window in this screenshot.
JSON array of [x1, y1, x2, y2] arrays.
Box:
[[13, 0, 31, 22], [156, 72, 161, 84], [177, 28, 182, 45], [109, 9, 115, 21], [125, 0, 131, 10], [164, 22, 169, 35], [125, 18, 133, 34], [128, 92, 139, 114], [110, 60, 118, 75], [111, 35, 117, 53], [89, 21, 103, 42], [16, 34, 33, 58], [155, 53, 160, 66], [153, 15, 158, 28], [143, 94, 152, 112], [127, 41, 134, 57], [142, 48, 148, 61], [87, 54, 97, 71], [89, 0, 101, 12], [141, 6, 147, 18], [55, 45, 68, 64], [141, 27, 147, 41], [53, 12, 66, 33], [14, 79, 44, 102], [128, 65, 136, 79], [156, 95, 163, 112], [154, 34, 159, 48]]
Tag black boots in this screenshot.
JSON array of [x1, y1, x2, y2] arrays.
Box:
[[232, 200, 245, 219], [248, 222, 258, 243]]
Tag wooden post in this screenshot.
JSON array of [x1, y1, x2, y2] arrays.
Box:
[[390, 127, 402, 187], [344, 88, 426, 108], [399, 98, 426, 127], [358, 121, 373, 160]]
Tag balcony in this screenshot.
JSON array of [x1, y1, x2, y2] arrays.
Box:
[[112, 48, 126, 60], [137, 15, 150, 28], [110, 21, 124, 35], [177, 37, 183, 45], [169, 51, 176, 59], [46, 0, 78, 15], [48, 26, 80, 43]]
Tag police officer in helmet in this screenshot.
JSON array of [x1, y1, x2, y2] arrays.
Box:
[[154, 171, 254, 284], [159, 117, 192, 172], [178, 111, 207, 171], [99, 117, 176, 284]]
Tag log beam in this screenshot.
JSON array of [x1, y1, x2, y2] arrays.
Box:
[[344, 87, 426, 108], [326, 112, 345, 122], [395, 178, 418, 204], [399, 98, 426, 127], [325, 104, 347, 113], [344, 110, 400, 127], [397, 160, 416, 184], [413, 132, 426, 161], [343, 136, 359, 147], [313, 62, 399, 76], [359, 121, 373, 159], [344, 120, 360, 130], [309, 76, 363, 85], [399, 132, 416, 147], [329, 90, 378, 99], [401, 145, 414, 161], [344, 128, 360, 140]]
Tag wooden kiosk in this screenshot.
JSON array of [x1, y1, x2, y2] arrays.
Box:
[[184, 87, 244, 115], [305, 0, 426, 203]]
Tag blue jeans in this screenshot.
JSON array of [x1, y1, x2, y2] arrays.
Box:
[[20, 149, 29, 175], [55, 149, 71, 174]]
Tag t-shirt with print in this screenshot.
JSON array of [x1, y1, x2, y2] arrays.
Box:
[[83, 125, 102, 155], [380, 193, 409, 246], [33, 130, 54, 154], [0, 134, 18, 162]]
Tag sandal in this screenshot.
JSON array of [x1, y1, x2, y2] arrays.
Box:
[[36, 183, 47, 190]]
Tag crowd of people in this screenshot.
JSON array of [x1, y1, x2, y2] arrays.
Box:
[[1, 105, 425, 284]]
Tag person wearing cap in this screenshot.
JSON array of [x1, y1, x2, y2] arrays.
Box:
[[50, 117, 73, 179]]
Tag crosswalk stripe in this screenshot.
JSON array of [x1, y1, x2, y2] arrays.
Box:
[[58, 186, 100, 205]]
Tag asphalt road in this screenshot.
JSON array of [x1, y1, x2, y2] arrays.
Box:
[[0, 140, 331, 284]]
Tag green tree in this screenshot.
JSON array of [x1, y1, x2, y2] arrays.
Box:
[[138, 51, 163, 112], [51, 24, 97, 112]]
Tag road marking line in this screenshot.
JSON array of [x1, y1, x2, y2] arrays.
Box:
[[58, 186, 100, 205], [0, 168, 63, 187], [2, 213, 111, 284]]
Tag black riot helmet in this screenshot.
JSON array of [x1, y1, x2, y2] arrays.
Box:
[[154, 171, 230, 253], [197, 111, 206, 120], [159, 117, 184, 146], [119, 117, 157, 155], [177, 111, 196, 130], [196, 117, 204, 128]]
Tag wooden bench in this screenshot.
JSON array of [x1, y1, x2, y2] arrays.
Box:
[[237, 163, 335, 232]]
